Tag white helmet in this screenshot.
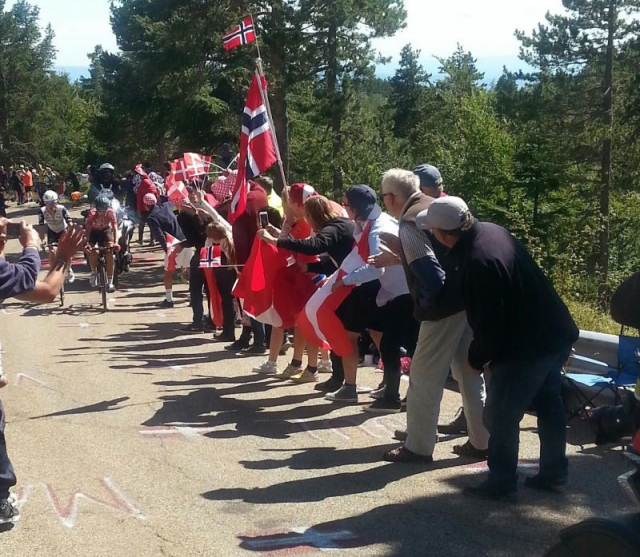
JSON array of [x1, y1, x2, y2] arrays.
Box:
[[43, 191, 58, 204]]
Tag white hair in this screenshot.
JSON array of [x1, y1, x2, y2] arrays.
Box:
[[382, 168, 420, 200]]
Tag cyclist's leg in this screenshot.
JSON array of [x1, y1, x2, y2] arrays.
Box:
[[104, 230, 115, 286]]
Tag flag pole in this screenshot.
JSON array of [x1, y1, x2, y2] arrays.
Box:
[[254, 58, 288, 191]]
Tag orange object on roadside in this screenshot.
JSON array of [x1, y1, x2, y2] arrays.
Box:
[[70, 191, 83, 202]]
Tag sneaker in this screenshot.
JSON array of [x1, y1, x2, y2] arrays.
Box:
[[279, 339, 293, 356], [89, 273, 97, 288], [274, 364, 302, 381], [317, 360, 333, 374], [314, 377, 342, 392], [364, 399, 401, 414], [242, 345, 267, 355], [325, 384, 358, 403], [0, 499, 20, 524], [370, 385, 386, 399], [107, 282, 116, 293], [452, 440, 488, 460], [160, 300, 174, 308], [214, 333, 235, 343], [252, 360, 279, 375], [290, 369, 319, 383], [181, 323, 205, 333], [438, 406, 467, 435], [226, 339, 250, 351], [523, 474, 568, 491], [463, 480, 517, 503], [67, 268, 76, 283]]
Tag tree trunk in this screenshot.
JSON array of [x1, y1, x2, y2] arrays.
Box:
[[327, 17, 343, 198], [598, 0, 615, 307]]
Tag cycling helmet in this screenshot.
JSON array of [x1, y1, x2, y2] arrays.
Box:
[[43, 191, 58, 204], [99, 163, 115, 172], [95, 195, 112, 213]]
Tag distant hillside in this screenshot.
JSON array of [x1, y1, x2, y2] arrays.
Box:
[[54, 66, 88, 82]]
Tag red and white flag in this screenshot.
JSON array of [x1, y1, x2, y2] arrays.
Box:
[[199, 246, 224, 328], [298, 221, 373, 356], [183, 152, 211, 178], [165, 233, 183, 271], [166, 173, 189, 203], [229, 71, 278, 223], [222, 16, 256, 51], [171, 158, 190, 182]]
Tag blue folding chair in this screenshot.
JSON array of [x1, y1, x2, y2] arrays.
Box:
[[564, 332, 640, 420]]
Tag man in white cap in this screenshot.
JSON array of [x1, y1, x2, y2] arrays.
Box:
[[419, 196, 579, 501]]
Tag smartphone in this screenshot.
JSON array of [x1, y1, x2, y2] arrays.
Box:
[[259, 211, 269, 229], [6, 222, 21, 238]]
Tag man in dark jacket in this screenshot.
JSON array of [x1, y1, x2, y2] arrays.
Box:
[[370, 169, 488, 462], [145, 194, 187, 308], [420, 196, 579, 501]]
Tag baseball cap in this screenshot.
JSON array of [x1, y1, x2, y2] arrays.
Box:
[[416, 196, 471, 231], [413, 164, 442, 188], [345, 185, 378, 220]]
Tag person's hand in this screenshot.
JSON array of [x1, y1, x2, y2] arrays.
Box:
[[0, 217, 7, 256], [195, 208, 209, 220], [56, 224, 85, 262], [297, 261, 308, 273], [0, 376, 8, 389], [379, 231, 401, 255], [174, 244, 183, 254], [331, 278, 345, 292], [193, 189, 204, 204], [368, 250, 400, 268], [20, 221, 41, 251], [265, 224, 280, 237], [258, 229, 277, 245]]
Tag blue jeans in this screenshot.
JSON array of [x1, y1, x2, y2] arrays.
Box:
[[484, 346, 571, 492], [0, 400, 16, 500]]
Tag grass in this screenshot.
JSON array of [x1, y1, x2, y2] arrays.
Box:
[[564, 298, 620, 335]]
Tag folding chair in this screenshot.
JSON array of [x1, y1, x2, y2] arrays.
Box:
[[564, 330, 640, 420]]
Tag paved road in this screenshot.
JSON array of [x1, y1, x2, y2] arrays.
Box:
[[0, 203, 636, 556]]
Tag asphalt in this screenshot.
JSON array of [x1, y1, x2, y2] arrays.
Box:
[[0, 202, 636, 557]]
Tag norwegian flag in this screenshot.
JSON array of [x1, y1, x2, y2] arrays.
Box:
[[222, 16, 256, 51], [199, 246, 224, 328], [297, 221, 373, 356], [165, 233, 183, 271], [229, 71, 278, 223], [166, 173, 189, 203]]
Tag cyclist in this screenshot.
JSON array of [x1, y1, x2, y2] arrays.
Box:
[[88, 163, 122, 205], [85, 194, 119, 292], [39, 191, 75, 282]]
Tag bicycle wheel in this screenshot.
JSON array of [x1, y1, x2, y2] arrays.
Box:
[[100, 264, 108, 310]]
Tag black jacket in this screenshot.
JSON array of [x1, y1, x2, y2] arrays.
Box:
[[177, 211, 207, 250], [277, 218, 355, 276], [147, 202, 185, 251], [455, 221, 579, 369]]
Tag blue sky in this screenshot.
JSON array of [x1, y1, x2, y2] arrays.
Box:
[[8, 0, 565, 79]]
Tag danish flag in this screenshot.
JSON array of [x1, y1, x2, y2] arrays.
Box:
[[297, 221, 373, 356], [165, 233, 184, 271], [166, 173, 189, 203], [222, 16, 256, 51], [229, 71, 277, 223]]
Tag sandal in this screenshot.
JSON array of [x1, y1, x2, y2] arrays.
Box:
[[383, 445, 433, 463], [452, 440, 488, 460]]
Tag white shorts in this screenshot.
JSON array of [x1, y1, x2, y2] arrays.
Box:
[[164, 247, 193, 272]]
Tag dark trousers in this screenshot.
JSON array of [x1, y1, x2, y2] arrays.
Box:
[[374, 295, 418, 403], [189, 252, 206, 325], [0, 400, 16, 500], [214, 267, 236, 338], [138, 211, 152, 244], [238, 319, 265, 348], [484, 346, 571, 492], [330, 351, 345, 384]]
